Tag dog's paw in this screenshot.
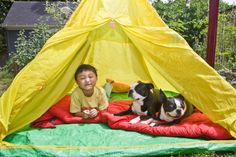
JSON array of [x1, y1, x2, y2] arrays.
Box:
[[129, 116, 140, 124], [129, 119, 138, 124], [140, 120, 149, 125], [140, 118, 155, 125], [149, 122, 157, 127], [148, 119, 159, 127]]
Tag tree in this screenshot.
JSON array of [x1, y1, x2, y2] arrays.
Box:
[[153, 0, 209, 57], [0, 1, 12, 52], [216, 6, 236, 70]]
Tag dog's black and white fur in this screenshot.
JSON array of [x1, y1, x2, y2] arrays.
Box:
[[156, 90, 189, 125], [114, 81, 160, 124], [114, 81, 192, 126]]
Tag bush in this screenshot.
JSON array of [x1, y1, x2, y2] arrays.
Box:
[[216, 9, 236, 70], [13, 23, 57, 71], [0, 66, 14, 96]]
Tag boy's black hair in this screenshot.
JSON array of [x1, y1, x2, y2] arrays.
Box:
[[74, 64, 97, 80]]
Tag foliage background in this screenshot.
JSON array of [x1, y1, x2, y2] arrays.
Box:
[[153, 0, 235, 71], [216, 7, 236, 70]]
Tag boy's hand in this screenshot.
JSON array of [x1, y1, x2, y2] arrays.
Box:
[[82, 110, 90, 119], [89, 108, 98, 118]]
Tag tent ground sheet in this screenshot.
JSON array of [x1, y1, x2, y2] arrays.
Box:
[[1, 123, 236, 157]]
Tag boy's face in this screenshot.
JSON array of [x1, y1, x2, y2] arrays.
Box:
[[76, 70, 97, 91]]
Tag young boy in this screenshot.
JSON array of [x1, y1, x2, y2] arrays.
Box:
[[70, 64, 109, 118]]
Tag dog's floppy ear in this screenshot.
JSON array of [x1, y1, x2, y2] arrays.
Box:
[[145, 83, 154, 90], [159, 89, 167, 102], [176, 94, 185, 100]]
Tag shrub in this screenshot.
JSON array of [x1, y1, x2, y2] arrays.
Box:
[[13, 23, 57, 71]]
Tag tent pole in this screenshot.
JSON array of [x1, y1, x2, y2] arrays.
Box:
[[206, 0, 219, 68]]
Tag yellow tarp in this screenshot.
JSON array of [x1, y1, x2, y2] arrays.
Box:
[[0, 0, 236, 141]]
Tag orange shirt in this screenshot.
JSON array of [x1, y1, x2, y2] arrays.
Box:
[[70, 86, 109, 113]]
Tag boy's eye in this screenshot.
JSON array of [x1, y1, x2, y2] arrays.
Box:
[[79, 76, 94, 80]]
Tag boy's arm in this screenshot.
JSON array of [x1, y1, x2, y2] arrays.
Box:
[[70, 94, 91, 118], [70, 91, 83, 115], [98, 88, 109, 111]]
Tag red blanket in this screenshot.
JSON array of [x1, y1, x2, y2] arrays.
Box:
[[32, 95, 232, 140]]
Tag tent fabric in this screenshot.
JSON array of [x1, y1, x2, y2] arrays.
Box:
[[31, 95, 232, 140], [3, 124, 236, 157], [0, 0, 236, 142]]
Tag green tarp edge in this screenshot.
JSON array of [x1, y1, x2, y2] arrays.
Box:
[[2, 123, 236, 157], [1, 142, 236, 157]]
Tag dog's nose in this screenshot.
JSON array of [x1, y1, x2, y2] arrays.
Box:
[[176, 109, 181, 115]]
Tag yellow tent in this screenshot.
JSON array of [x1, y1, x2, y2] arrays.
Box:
[[0, 0, 236, 142]]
